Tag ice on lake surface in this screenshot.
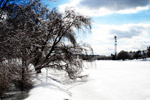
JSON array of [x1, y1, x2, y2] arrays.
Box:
[[69, 60, 150, 100]]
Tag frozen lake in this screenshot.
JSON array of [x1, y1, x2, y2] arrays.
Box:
[[70, 60, 150, 100], [25, 60, 150, 100]]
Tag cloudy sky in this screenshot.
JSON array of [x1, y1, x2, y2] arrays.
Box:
[[51, 0, 150, 55]]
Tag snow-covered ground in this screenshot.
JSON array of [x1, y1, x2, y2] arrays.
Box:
[[25, 59, 150, 100]]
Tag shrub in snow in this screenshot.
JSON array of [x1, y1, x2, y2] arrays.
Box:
[[12, 69, 33, 91], [0, 63, 13, 99], [0, 60, 34, 99]]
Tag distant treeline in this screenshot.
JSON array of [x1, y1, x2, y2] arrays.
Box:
[[76, 46, 150, 61]]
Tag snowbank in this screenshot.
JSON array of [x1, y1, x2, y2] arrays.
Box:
[[24, 68, 72, 100], [25, 83, 70, 100]]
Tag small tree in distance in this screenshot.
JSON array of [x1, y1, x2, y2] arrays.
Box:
[[133, 50, 142, 59], [147, 46, 150, 57], [117, 50, 131, 60]]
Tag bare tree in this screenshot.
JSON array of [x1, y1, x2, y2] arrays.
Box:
[[0, 0, 92, 89], [31, 8, 92, 79]]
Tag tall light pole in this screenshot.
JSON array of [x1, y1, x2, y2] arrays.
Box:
[[114, 36, 117, 59]]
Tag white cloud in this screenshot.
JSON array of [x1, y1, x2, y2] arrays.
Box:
[[82, 23, 150, 55], [58, 1, 150, 55], [116, 6, 149, 14], [59, 0, 149, 16], [80, 0, 149, 10]]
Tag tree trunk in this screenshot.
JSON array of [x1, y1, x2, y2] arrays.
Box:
[[21, 67, 24, 91], [21, 57, 27, 91], [35, 67, 41, 74]]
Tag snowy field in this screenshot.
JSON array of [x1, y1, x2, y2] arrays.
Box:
[[25, 60, 150, 100]]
